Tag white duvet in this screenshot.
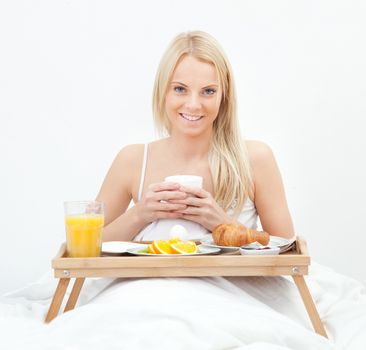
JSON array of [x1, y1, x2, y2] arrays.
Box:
[[1, 262, 365, 350]]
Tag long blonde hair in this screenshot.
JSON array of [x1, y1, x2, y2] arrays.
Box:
[[152, 31, 253, 216]]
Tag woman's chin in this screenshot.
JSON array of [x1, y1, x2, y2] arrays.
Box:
[[178, 127, 210, 138], [171, 121, 213, 138]]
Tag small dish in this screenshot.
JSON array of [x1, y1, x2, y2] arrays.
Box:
[[239, 245, 280, 256]]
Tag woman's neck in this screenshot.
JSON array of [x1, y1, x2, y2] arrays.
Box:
[[165, 133, 212, 162]]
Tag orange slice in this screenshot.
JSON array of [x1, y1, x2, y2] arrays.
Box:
[[147, 244, 157, 254], [152, 240, 172, 254], [170, 241, 197, 254], [168, 237, 182, 245]]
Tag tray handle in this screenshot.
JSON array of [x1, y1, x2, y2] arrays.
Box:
[[54, 242, 67, 259], [296, 236, 309, 255]]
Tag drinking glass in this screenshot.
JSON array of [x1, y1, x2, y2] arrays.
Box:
[[64, 201, 104, 257]]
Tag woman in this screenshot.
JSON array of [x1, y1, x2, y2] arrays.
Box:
[[96, 30, 294, 242], [4, 31, 362, 350]]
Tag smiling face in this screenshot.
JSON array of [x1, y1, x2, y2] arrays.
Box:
[[164, 55, 222, 138]]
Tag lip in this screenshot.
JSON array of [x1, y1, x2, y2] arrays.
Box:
[[179, 113, 204, 121]]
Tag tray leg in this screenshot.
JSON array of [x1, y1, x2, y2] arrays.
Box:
[[64, 278, 85, 312], [45, 278, 70, 323], [292, 275, 328, 338]]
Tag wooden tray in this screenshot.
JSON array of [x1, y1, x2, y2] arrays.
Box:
[[52, 241, 306, 278], [45, 237, 327, 338]]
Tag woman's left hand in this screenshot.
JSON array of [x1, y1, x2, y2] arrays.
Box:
[[170, 186, 233, 231]]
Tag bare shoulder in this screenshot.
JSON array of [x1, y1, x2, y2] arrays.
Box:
[[245, 140, 275, 168], [115, 143, 145, 166], [245, 140, 283, 197], [102, 144, 145, 198], [114, 140, 167, 168]]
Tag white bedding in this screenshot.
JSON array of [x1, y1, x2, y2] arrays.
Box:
[[1, 262, 365, 350]]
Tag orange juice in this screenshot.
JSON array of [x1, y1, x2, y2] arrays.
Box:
[[65, 214, 104, 257]]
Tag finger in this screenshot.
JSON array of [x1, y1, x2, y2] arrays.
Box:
[[179, 186, 208, 198], [175, 206, 202, 215], [168, 197, 202, 207], [179, 214, 201, 224], [149, 182, 181, 192], [155, 211, 184, 219], [155, 191, 187, 201], [153, 202, 187, 212]]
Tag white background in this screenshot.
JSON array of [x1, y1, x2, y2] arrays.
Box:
[[0, 0, 365, 294]]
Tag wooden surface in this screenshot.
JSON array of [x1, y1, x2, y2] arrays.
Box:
[[293, 275, 328, 338], [64, 278, 85, 312], [52, 239, 308, 278], [44, 278, 70, 323]]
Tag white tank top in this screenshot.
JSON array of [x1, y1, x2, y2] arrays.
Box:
[[133, 144, 258, 241]]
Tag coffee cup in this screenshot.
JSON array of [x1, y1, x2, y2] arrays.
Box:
[[164, 175, 203, 188]]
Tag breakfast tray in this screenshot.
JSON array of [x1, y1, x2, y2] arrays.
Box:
[[45, 237, 327, 338]]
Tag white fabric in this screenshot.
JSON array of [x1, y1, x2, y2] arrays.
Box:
[[134, 218, 210, 241], [1, 262, 366, 349]]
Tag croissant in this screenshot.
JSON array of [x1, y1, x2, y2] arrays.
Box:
[[212, 223, 270, 247]]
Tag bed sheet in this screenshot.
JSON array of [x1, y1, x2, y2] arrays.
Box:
[[1, 262, 365, 350]]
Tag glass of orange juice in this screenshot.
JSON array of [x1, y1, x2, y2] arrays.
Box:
[[64, 201, 104, 257]]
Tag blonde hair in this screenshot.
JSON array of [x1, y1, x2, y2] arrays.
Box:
[[152, 31, 253, 216]]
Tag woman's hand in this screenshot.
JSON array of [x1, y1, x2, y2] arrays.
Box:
[[171, 186, 233, 231], [135, 182, 188, 225]]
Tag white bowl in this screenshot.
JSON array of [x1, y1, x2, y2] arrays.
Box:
[[239, 246, 280, 256]]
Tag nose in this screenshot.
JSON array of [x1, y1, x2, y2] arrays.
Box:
[[185, 92, 202, 112]]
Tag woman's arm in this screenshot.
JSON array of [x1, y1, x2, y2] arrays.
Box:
[[247, 140, 295, 239], [96, 145, 188, 241], [95, 145, 143, 241]]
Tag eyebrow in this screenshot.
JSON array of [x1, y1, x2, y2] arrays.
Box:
[[171, 81, 219, 88]]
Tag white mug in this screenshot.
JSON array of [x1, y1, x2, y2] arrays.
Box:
[[164, 175, 203, 188]]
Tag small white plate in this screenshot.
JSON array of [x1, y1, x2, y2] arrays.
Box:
[[126, 244, 221, 256], [240, 246, 280, 256], [102, 241, 145, 254]]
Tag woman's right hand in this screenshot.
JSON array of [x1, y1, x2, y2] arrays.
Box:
[[135, 182, 188, 224]]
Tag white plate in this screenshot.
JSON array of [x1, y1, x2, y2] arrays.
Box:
[[102, 241, 145, 254], [240, 246, 280, 256], [199, 236, 239, 252], [126, 244, 221, 256], [200, 235, 296, 254], [267, 236, 296, 253]]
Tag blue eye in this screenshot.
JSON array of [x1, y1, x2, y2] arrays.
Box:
[[174, 86, 186, 93], [203, 88, 216, 95]]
